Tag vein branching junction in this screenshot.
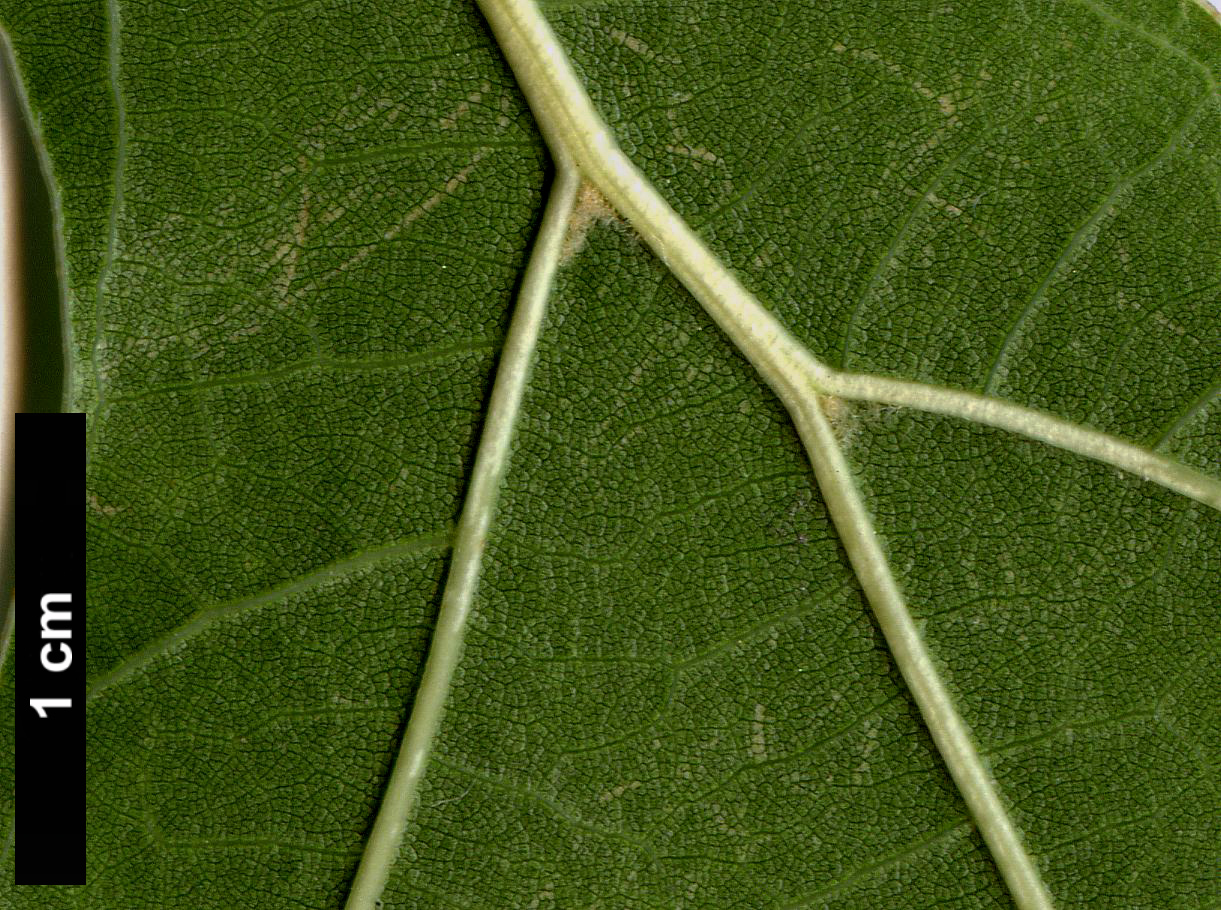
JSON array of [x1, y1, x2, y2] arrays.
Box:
[[343, 1, 1220, 907]]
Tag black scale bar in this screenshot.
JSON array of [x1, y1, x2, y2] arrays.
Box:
[[14, 412, 84, 885]]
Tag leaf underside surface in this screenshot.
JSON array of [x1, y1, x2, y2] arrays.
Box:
[[0, 0, 1218, 908]]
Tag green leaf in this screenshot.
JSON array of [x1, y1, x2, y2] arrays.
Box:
[[2, 0, 1218, 908]]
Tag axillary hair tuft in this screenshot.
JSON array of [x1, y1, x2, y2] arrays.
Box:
[[560, 180, 627, 263], [819, 393, 861, 446]]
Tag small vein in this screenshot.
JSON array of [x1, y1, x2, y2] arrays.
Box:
[[432, 755, 659, 858], [545, 578, 859, 759], [1083, 281, 1221, 426], [165, 836, 363, 858], [86, 529, 451, 701], [841, 129, 989, 369], [697, 104, 825, 225], [1151, 372, 1221, 449], [498, 466, 814, 570], [93, 0, 128, 422], [319, 138, 534, 170], [88, 519, 201, 608], [1153, 648, 1214, 712], [1065, 0, 1219, 92], [982, 94, 1208, 394], [1041, 810, 1161, 856], [107, 340, 497, 404], [1157, 714, 1219, 793], [643, 692, 907, 841], [778, 817, 971, 909], [671, 577, 857, 671], [322, 148, 491, 281], [985, 707, 1155, 758]]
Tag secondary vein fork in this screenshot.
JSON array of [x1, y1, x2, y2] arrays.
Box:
[[470, 2, 1062, 908]]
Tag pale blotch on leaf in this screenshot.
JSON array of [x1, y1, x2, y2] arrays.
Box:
[[88, 492, 120, 516], [751, 702, 768, 760], [438, 80, 492, 130], [598, 779, 642, 802], [665, 143, 721, 166]]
